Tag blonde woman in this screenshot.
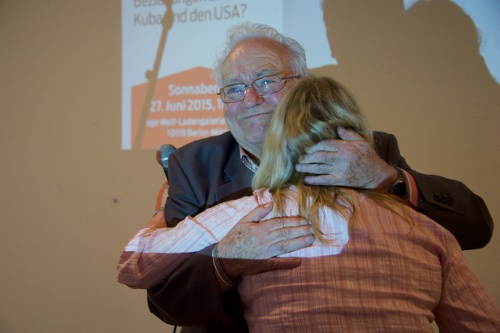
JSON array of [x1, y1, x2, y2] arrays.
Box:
[[118, 77, 500, 332]]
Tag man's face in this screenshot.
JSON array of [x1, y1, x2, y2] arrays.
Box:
[[220, 38, 296, 157]]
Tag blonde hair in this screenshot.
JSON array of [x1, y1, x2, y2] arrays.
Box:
[[252, 76, 408, 242]]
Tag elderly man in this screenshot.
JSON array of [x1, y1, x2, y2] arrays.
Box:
[[146, 23, 493, 333]]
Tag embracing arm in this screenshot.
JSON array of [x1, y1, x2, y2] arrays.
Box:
[[145, 202, 312, 328], [116, 213, 220, 290], [146, 144, 312, 329], [379, 131, 493, 249], [148, 243, 260, 332], [145, 144, 244, 328], [406, 170, 493, 250], [118, 193, 300, 290], [296, 128, 493, 249]]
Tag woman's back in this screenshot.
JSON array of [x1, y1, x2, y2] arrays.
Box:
[[240, 189, 499, 333]]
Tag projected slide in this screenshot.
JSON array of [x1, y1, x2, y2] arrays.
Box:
[[121, 0, 334, 149], [122, 0, 499, 150]]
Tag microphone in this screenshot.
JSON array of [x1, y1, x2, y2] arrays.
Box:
[[156, 144, 176, 180]]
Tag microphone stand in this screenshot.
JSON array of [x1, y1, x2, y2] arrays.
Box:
[[134, 0, 174, 149]]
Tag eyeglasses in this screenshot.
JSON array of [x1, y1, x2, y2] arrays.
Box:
[[217, 74, 302, 103]]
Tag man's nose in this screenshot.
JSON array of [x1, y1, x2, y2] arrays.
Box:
[[243, 86, 264, 107]]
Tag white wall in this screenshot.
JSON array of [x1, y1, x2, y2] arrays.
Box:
[[0, 1, 498, 332]]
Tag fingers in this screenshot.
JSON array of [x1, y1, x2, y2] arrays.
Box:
[[263, 216, 315, 257], [269, 225, 314, 248], [302, 128, 362, 154], [296, 132, 369, 179], [267, 234, 315, 258], [216, 214, 315, 277], [303, 174, 342, 186], [218, 215, 315, 261], [337, 126, 363, 141], [299, 139, 346, 166], [240, 202, 274, 223], [303, 139, 339, 155], [265, 215, 309, 230], [260, 217, 315, 258], [296, 161, 338, 175]]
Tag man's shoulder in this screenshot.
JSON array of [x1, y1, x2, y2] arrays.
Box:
[[373, 130, 390, 139], [176, 131, 234, 150], [373, 130, 397, 146], [173, 131, 238, 161]]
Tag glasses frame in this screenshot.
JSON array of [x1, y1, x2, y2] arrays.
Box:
[[217, 74, 302, 103]]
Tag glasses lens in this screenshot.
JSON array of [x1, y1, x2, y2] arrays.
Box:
[[253, 75, 281, 95], [219, 75, 288, 103], [222, 84, 246, 102]]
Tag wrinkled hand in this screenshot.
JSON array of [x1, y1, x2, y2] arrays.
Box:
[[295, 127, 398, 190], [216, 202, 315, 279]]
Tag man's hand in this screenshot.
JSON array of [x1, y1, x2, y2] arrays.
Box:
[[216, 203, 315, 280], [295, 127, 398, 190]]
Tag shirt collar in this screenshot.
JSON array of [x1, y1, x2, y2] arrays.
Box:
[[239, 146, 259, 173]]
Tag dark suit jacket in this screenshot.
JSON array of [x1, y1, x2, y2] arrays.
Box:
[[148, 131, 493, 333]]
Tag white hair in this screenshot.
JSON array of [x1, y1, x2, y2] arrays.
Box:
[[213, 22, 309, 86]]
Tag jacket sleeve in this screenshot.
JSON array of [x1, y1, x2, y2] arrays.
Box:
[[147, 244, 248, 331], [374, 131, 494, 250]]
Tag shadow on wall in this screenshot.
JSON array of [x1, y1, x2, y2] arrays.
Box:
[[313, 0, 500, 158]]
